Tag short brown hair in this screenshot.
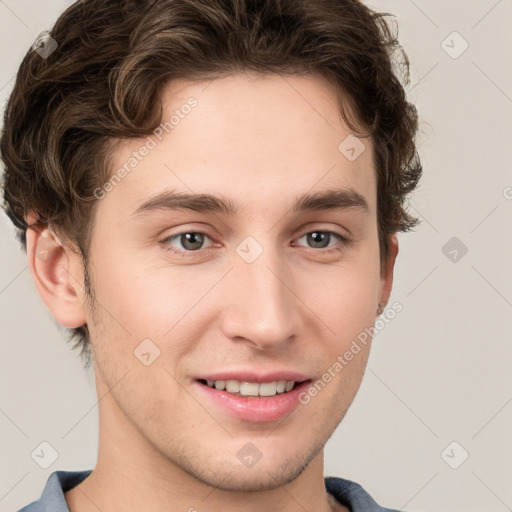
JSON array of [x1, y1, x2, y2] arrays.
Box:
[[1, 0, 422, 368]]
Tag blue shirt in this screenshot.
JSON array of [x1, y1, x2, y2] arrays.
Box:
[[17, 470, 402, 511]]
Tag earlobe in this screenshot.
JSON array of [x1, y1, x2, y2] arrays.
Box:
[[25, 215, 87, 329], [377, 233, 399, 313]]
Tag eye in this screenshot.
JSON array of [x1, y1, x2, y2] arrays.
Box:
[[161, 229, 350, 259], [294, 230, 349, 254], [162, 231, 214, 256]]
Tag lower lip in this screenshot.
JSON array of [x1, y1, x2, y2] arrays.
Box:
[[195, 380, 312, 423]]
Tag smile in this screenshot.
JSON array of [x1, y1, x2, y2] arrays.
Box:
[[195, 378, 312, 422], [199, 379, 298, 396]]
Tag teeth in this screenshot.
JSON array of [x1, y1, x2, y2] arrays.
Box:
[[214, 380, 226, 390], [259, 382, 277, 396], [205, 379, 297, 396], [226, 380, 240, 393], [240, 382, 259, 396]]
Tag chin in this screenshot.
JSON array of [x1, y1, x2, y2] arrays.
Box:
[[178, 442, 320, 492], [203, 462, 307, 492]]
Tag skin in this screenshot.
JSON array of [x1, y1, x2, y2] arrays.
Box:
[[26, 72, 398, 512]]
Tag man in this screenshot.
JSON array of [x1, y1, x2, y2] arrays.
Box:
[[1, 0, 422, 510]]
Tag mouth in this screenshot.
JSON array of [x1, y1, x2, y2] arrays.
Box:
[[197, 378, 305, 396], [195, 378, 313, 422]]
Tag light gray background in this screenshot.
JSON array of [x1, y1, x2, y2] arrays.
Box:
[[1, 1, 511, 511]]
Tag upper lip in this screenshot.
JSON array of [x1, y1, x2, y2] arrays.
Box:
[[196, 370, 311, 383]]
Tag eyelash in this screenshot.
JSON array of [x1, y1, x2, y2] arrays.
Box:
[[160, 230, 350, 259]]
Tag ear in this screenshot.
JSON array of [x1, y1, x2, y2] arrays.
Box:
[[377, 233, 399, 313], [25, 212, 87, 328]]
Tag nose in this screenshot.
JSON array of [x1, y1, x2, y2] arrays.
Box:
[[219, 247, 300, 350]]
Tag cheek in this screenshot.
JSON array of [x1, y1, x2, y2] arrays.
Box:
[[86, 223, 381, 356], [84, 248, 216, 367], [305, 255, 380, 340]]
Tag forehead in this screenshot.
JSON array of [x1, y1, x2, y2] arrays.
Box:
[[102, 72, 376, 218]]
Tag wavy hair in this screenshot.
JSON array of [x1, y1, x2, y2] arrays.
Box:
[[1, 0, 422, 368]]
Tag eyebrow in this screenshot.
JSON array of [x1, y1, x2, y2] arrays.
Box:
[[131, 188, 369, 218]]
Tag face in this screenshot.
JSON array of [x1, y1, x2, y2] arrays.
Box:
[[72, 73, 394, 491]]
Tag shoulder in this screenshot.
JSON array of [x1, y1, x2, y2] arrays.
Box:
[[325, 476, 404, 512], [16, 469, 92, 512]]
